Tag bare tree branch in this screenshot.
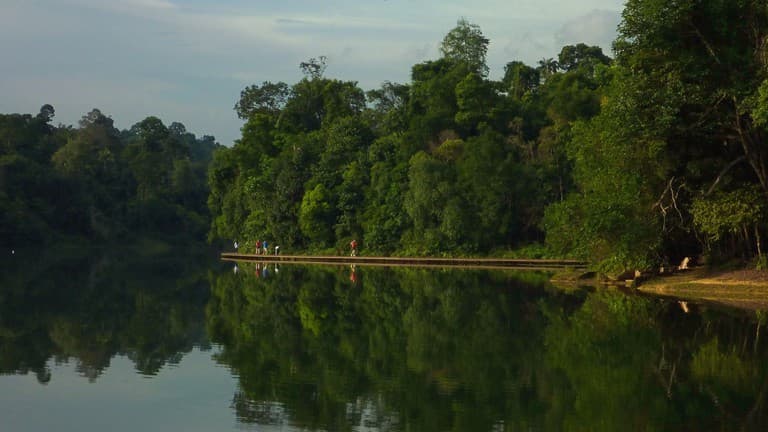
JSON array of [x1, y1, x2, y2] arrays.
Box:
[[705, 155, 746, 196]]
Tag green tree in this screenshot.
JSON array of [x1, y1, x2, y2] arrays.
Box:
[[52, 109, 126, 238], [234, 81, 291, 119], [439, 18, 490, 76], [361, 136, 411, 253], [403, 149, 466, 253], [611, 0, 768, 262], [299, 183, 335, 246], [691, 187, 765, 258], [365, 81, 410, 134], [542, 69, 664, 270], [0, 106, 67, 245], [556, 43, 611, 74], [502, 61, 540, 100]]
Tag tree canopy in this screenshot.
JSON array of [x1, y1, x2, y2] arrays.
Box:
[[0, 106, 220, 247], [6, 6, 768, 271]]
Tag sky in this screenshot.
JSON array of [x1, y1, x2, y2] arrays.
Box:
[[0, 0, 626, 147]]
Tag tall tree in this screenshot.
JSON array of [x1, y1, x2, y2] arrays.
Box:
[[439, 18, 490, 77]]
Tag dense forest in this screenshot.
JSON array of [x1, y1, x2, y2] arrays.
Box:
[[4, 1, 768, 272], [211, 1, 768, 271], [0, 107, 219, 246]]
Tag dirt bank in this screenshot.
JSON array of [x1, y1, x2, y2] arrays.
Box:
[[638, 268, 768, 311]]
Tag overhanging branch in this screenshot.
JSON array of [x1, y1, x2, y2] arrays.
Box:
[[705, 155, 746, 196]]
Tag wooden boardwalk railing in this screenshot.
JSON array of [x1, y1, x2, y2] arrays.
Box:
[[221, 253, 587, 270]]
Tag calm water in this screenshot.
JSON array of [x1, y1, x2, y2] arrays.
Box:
[[2, 249, 768, 431]]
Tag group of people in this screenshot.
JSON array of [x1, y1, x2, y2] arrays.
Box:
[[235, 238, 359, 256], [234, 239, 280, 255], [253, 239, 279, 255]]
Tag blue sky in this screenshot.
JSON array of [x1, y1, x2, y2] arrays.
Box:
[[0, 0, 625, 146]]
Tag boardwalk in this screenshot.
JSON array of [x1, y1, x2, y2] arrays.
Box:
[[220, 253, 587, 271]]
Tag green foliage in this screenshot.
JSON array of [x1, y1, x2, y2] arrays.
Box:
[[603, 0, 768, 265], [365, 81, 410, 134], [454, 72, 499, 130], [403, 151, 464, 253], [691, 188, 764, 243], [439, 18, 490, 76], [752, 79, 768, 128], [0, 105, 217, 247], [7, 3, 767, 271], [362, 137, 410, 253], [234, 81, 291, 119], [211, 24, 609, 258], [556, 43, 611, 74], [542, 78, 664, 271], [205, 5, 768, 270], [503, 61, 540, 100], [408, 58, 469, 141], [299, 184, 334, 246]]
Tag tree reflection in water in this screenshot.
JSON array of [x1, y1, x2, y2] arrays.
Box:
[[0, 247, 214, 383], [3, 253, 768, 431], [207, 264, 768, 431]]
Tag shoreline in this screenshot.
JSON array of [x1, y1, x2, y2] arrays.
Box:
[[637, 267, 768, 311]]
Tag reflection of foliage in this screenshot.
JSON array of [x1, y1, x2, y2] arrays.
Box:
[[208, 265, 768, 430], [544, 291, 668, 431], [0, 247, 213, 383], [692, 338, 757, 393], [208, 265, 572, 431], [7, 251, 768, 430], [689, 335, 766, 428], [546, 291, 768, 431]]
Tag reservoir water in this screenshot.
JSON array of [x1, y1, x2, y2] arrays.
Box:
[[2, 248, 768, 431]]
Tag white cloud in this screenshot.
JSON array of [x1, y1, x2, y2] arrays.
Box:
[[65, 0, 178, 16]]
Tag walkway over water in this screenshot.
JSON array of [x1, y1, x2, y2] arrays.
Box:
[[221, 253, 587, 270]]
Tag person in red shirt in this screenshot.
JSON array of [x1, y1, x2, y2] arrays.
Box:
[[349, 239, 358, 257]]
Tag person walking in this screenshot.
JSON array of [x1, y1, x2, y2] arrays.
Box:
[[349, 239, 358, 257], [255, 240, 262, 255], [263, 240, 269, 255]]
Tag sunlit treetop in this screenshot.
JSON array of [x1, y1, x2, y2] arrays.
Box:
[[440, 18, 490, 77]]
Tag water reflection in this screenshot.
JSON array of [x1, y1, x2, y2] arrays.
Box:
[[3, 252, 768, 431], [209, 264, 768, 431], [0, 247, 214, 384]]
